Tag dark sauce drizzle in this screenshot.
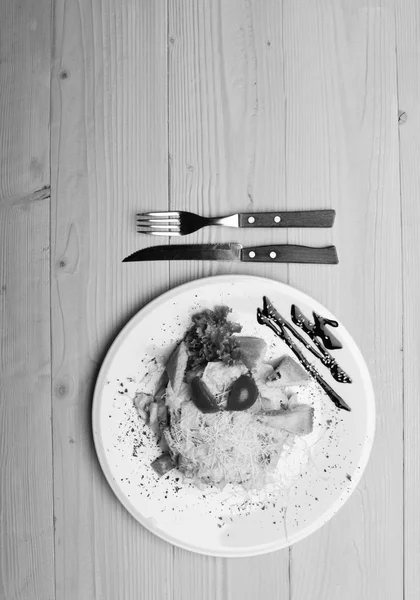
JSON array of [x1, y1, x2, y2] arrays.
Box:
[[257, 297, 351, 412], [290, 305, 352, 384], [313, 311, 343, 350]]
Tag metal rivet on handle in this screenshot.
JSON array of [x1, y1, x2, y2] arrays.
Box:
[[270, 251, 277, 259], [248, 250, 256, 258], [248, 216, 255, 223], [274, 215, 281, 223]]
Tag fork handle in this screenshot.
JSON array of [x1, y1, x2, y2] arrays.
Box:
[[239, 210, 335, 228]]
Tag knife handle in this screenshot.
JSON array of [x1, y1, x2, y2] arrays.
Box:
[[241, 245, 338, 264], [239, 210, 335, 228]]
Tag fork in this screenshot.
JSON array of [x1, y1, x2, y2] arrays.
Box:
[[136, 209, 335, 236]]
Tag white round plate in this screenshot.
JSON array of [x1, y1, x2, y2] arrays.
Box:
[[92, 275, 375, 557]]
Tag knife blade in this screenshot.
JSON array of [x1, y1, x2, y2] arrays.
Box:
[[123, 243, 338, 264]]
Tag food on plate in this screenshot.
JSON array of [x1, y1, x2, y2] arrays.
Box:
[[257, 296, 351, 411], [259, 402, 314, 436], [233, 336, 268, 370], [190, 377, 220, 413], [183, 306, 242, 369], [134, 306, 315, 489], [150, 454, 176, 476], [226, 375, 259, 411], [166, 341, 188, 393], [268, 356, 311, 387]]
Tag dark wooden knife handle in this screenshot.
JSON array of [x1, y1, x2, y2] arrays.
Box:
[[241, 245, 338, 264], [239, 210, 335, 228]]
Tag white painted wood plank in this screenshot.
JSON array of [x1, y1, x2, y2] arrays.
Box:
[[395, 2, 420, 598], [225, 555, 289, 600], [0, 200, 54, 600], [173, 552, 226, 600], [0, 1, 50, 200], [168, 0, 289, 287], [50, 1, 172, 598], [169, 1, 289, 597], [284, 2, 403, 599], [0, 1, 54, 598]]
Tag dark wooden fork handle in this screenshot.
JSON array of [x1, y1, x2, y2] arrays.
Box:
[[239, 210, 335, 228]]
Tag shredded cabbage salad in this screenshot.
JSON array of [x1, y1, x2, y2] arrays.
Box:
[[134, 306, 314, 490]]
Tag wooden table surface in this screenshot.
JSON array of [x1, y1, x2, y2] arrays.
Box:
[[1, 1, 419, 599]]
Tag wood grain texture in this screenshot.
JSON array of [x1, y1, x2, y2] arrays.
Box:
[[0, 0, 50, 200], [395, 2, 420, 598], [285, 2, 403, 600], [168, 0, 289, 287], [0, 1, 54, 599], [0, 201, 54, 600], [3, 0, 416, 597], [50, 0, 172, 598], [168, 1, 290, 597]]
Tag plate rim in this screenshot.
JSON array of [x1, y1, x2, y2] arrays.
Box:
[[92, 274, 376, 557]]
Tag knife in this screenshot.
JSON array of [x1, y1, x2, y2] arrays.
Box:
[[122, 243, 338, 264]]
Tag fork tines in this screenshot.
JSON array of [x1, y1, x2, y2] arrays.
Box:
[[136, 211, 181, 236]]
